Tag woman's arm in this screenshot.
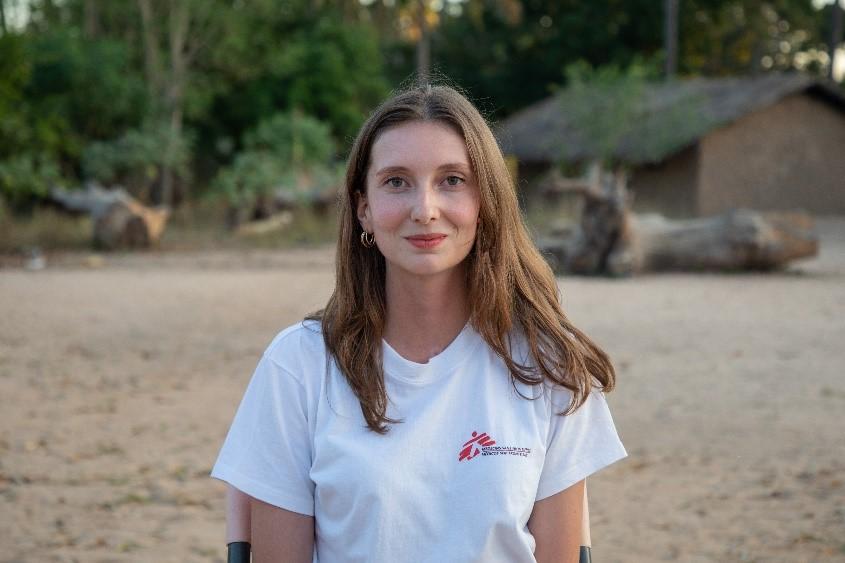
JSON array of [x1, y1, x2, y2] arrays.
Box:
[[250, 496, 314, 563], [226, 485, 252, 544], [527, 479, 585, 563]]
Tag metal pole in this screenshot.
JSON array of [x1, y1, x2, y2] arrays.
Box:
[[665, 0, 679, 79]]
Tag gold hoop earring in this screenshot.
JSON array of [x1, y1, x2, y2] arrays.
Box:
[[360, 231, 375, 248]]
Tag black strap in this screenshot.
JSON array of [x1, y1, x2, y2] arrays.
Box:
[[227, 541, 251, 563], [579, 545, 592, 563]]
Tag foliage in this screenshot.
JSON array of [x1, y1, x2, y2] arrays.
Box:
[[81, 122, 192, 195], [278, 17, 390, 144], [0, 152, 60, 211], [212, 112, 340, 207], [0, 28, 146, 207], [560, 59, 713, 168], [195, 9, 389, 161], [24, 29, 147, 142], [562, 60, 657, 166], [0, 33, 33, 157], [428, 0, 666, 118], [679, 0, 829, 75], [419, 0, 831, 119]]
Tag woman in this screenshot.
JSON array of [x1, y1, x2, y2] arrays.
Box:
[[211, 84, 626, 563]]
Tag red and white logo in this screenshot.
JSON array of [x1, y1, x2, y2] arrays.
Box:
[[458, 431, 496, 461], [458, 431, 531, 462]]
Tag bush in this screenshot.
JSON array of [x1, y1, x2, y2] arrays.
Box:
[[0, 153, 60, 212], [81, 122, 192, 198], [212, 112, 340, 209]]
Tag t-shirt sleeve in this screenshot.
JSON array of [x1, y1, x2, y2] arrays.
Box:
[[210, 352, 315, 516], [535, 387, 627, 501]]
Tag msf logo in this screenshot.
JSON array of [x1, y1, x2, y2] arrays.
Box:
[[458, 431, 496, 461]]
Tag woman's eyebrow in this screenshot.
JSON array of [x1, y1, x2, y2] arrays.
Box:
[[373, 163, 471, 176], [437, 162, 472, 172], [373, 166, 411, 177]]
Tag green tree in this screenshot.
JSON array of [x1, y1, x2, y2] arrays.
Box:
[[195, 5, 389, 159], [679, 0, 828, 75], [212, 112, 340, 210], [0, 29, 146, 209]]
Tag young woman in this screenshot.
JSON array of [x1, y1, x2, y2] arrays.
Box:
[[211, 84, 626, 563]]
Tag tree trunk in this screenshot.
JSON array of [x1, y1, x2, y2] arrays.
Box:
[[159, 0, 190, 207], [664, 0, 679, 78], [416, 0, 430, 81], [136, 0, 197, 207], [1, 0, 8, 34], [537, 166, 818, 275], [138, 0, 163, 103], [83, 0, 99, 38], [831, 1, 844, 80], [629, 210, 817, 272]]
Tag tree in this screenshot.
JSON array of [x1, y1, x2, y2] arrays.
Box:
[[136, 0, 223, 206], [212, 112, 341, 223], [0, 29, 147, 210], [678, 0, 828, 75], [193, 3, 389, 160], [829, 0, 844, 79]]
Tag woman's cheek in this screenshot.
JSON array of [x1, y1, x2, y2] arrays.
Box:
[[371, 198, 406, 230]]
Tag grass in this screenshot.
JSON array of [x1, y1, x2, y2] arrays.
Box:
[[164, 199, 339, 250], [0, 203, 93, 254], [0, 198, 339, 255]]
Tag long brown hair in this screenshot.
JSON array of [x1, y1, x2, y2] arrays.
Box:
[[308, 83, 615, 434]]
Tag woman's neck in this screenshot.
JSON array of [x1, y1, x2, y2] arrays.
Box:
[[383, 266, 471, 364]]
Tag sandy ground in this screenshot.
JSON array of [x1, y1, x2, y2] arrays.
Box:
[[1, 218, 843, 563]]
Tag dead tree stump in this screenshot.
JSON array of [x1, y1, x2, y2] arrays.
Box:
[[50, 183, 169, 250]]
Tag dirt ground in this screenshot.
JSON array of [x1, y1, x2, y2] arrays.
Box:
[[1, 218, 843, 563]]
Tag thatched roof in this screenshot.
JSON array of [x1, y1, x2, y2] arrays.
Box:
[[495, 72, 845, 165]]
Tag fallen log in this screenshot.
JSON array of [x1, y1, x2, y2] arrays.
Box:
[[538, 166, 819, 275], [628, 209, 818, 273], [233, 211, 293, 237], [50, 183, 169, 250]]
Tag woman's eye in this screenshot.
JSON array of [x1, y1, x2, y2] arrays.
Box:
[[386, 177, 405, 188], [445, 176, 465, 186]]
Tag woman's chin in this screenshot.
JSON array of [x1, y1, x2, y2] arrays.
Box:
[[387, 256, 467, 279]]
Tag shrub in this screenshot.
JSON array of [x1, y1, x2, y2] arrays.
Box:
[[212, 112, 340, 209]]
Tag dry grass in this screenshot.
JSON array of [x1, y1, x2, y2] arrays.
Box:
[[0, 199, 340, 256], [0, 204, 93, 253]]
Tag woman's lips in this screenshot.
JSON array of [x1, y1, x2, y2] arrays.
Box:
[[406, 234, 446, 248]]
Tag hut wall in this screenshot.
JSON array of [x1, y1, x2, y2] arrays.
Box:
[[698, 94, 845, 216], [629, 145, 700, 218]]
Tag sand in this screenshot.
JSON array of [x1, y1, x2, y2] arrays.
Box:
[[1, 219, 843, 563]]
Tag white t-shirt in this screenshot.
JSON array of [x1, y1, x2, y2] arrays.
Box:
[[211, 320, 626, 562]]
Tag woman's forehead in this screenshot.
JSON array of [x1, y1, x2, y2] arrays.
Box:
[[368, 120, 470, 173]]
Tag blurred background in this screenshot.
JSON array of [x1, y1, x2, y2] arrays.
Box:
[[1, 1, 844, 562], [0, 0, 843, 252]]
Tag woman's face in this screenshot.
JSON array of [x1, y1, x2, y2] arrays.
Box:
[[358, 120, 481, 281]]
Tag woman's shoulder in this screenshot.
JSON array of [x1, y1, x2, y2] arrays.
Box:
[[262, 318, 326, 371]]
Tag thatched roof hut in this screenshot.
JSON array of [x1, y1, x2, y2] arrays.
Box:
[[497, 73, 845, 217]]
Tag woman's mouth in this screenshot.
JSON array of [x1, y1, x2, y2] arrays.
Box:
[[406, 234, 447, 248]]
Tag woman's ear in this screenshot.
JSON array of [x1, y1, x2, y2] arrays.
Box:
[[356, 191, 371, 232]]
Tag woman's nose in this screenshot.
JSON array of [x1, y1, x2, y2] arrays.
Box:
[[410, 184, 440, 224]]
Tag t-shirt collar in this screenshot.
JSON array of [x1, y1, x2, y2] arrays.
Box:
[[382, 322, 481, 384]]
